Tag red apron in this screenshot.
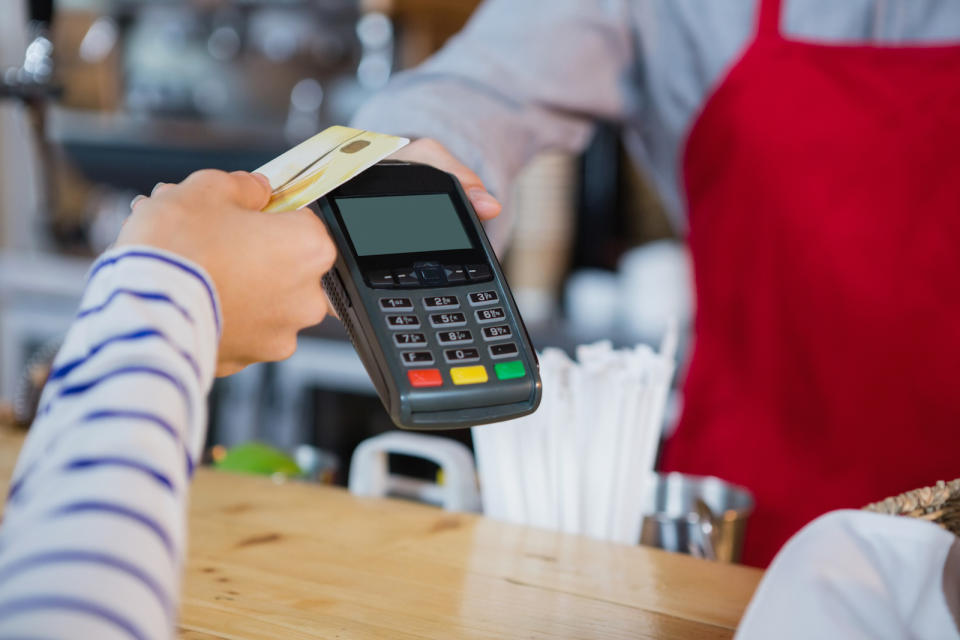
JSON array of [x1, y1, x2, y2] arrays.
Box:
[[661, 0, 960, 566]]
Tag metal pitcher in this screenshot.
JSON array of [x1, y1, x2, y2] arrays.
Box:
[[640, 472, 754, 563]]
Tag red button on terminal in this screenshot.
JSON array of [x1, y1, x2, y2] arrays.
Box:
[[407, 368, 443, 388]]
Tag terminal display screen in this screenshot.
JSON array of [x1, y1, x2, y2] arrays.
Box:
[[335, 194, 474, 257]]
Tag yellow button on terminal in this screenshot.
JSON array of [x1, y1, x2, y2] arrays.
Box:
[[450, 365, 488, 385]]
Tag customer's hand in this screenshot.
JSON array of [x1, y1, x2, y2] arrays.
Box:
[[390, 138, 502, 220], [117, 170, 337, 376]]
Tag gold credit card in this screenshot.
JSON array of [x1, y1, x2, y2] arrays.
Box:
[[255, 126, 409, 213]]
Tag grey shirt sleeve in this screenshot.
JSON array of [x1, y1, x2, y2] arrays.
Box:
[[351, 0, 637, 202]]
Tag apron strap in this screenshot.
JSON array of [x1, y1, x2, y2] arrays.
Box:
[[757, 0, 784, 39]]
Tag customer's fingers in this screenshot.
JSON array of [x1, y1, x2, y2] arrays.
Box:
[[151, 182, 172, 197], [176, 170, 271, 211], [324, 290, 339, 320], [270, 207, 338, 325], [282, 207, 338, 274], [229, 171, 272, 211], [131, 183, 173, 211]]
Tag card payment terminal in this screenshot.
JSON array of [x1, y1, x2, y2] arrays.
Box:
[[318, 162, 542, 430]]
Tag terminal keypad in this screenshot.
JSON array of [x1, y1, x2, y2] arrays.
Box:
[[378, 291, 526, 386]]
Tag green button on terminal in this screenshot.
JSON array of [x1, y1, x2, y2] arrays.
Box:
[[494, 361, 526, 380]]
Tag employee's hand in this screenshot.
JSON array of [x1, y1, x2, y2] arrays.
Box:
[[117, 170, 337, 376], [390, 138, 502, 220]]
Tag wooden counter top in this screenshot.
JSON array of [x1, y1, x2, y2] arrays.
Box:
[[0, 427, 762, 639]]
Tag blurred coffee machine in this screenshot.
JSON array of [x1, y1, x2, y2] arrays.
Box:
[[0, 0, 58, 251], [0, 0, 403, 254]]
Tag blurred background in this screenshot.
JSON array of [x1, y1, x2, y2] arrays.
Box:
[[0, 0, 693, 493]]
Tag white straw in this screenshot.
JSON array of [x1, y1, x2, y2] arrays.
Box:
[[472, 337, 676, 544]]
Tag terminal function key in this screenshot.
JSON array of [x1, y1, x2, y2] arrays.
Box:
[[443, 265, 467, 282], [386, 315, 420, 329], [437, 330, 473, 345], [416, 264, 444, 285], [466, 264, 492, 281], [394, 333, 427, 347], [408, 369, 442, 388], [450, 365, 489, 385], [401, 351, 434, 366], [423, 295, 459, 310], [368, 270, 396, 287], [482, 325, 512, 341], [444, 348, 480, 363], [489, 343, 519, 359], [430, 312, 467, 327], [475, 307, 505, 323], [394, 269, 419, 287], [468, 291, 499, 306], [494, 361, 526, 380], [379, 297, 413, 311]]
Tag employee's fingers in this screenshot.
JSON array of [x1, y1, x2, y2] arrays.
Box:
[[391, 138, 502, 220], [465, 187, 502, 221]]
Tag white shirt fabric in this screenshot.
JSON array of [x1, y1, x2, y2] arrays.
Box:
[[736, 510, 960, 640], [0, 246, 219, 640], [352, 0, 960, 244]]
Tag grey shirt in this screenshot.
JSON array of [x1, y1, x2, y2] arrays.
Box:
[[352, 0, 960, 241]]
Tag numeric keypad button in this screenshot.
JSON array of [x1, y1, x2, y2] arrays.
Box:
[[423, 295, 460, 310], [394, 333, 427, 348], [468, 291, 499, 306], [444, 348, 480, 363], [475, 307, 505, 323], [379, 297, 413, 311], [489, 342, 519, 359], [386, 315, 420, 329], [437, 330, 473, 345], [401, 351, 435, 366], [482, 325, 513, 341], [429, 312, 467, 328]]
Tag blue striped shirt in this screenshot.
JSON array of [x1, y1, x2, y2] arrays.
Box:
[[0, 246, 220, 639]]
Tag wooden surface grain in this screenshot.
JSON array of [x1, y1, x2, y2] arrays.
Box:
[[0, 427, 762, 639]]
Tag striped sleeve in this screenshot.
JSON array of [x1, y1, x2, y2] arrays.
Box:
[[0, 246, 221, 640]]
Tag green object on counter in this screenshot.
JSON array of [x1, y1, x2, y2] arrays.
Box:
[[214, 442, 302, 476]]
